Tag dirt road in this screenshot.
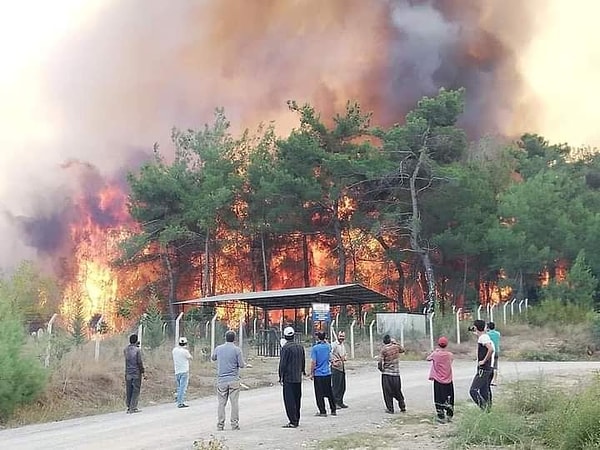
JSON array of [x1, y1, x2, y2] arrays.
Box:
[[1, 360, 598, 450]]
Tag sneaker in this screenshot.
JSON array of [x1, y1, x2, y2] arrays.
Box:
[[282, 423, 298, 428], [338, 404, 349, 409], [177, 403, 189, 408], [400, 408, 407, 413], [314, 412, 327, 417], [217, 427, 224, 431], [330, 411, 337, 416], [128, 408, 141, 414], [436, 416, 446, 424], [385, 409, 394, 414], [232, 426, 240, 431]]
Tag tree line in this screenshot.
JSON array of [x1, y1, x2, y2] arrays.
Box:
[[122, 88, 600, 318]]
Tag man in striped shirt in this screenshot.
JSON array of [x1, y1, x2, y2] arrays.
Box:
[[378, 334, 406, 414]]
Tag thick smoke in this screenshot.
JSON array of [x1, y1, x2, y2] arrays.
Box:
[[0, 0, 596, 270]]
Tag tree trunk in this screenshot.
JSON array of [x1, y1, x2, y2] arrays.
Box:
[[260, 231, 269, 290], [302, 234, 310, 287], [375, 235, 405, 309], [203, 231, 210, 297], [162, 249, 176, 320], [409, 144, 437, 313], [333, 199, 346, 285]]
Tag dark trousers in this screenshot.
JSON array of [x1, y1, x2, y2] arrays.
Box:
[[433, 380, 454, 419], [282, 382, 302, 426], [125, 376, 141, 410], [469, 368, 493, 410], [331, 368, 346, 406], [313, 375, 336, 414], [381, 374, 405, 412]]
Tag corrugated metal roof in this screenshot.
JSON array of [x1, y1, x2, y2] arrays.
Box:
[[176, 283, 395, 309]]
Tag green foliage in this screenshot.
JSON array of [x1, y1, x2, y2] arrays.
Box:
[[591, 313, 600, 349], [543, 250, 598, 309], [527, 298, 593, 327], [518, 349, 570, 361], [69, 295, 87, 346], [451, 406, 532, 448], [453, 375, 600, 450], [0, 294, 47, 421], [539, 377, 600, 449], [143, 300, 164, 350]]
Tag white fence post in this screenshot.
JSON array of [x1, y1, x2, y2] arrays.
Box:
[[304, 313, 310, 336], [210, 313, 218, 355], [400, 319, 405, 348], [239, 320, 244, 350], [510, 298, 517, 317], [253, 317, 257, 339], [490, 305, 495, 323], [350, 319, 356, 359], [503, 302, 509, 325], [428, 312, 435, 351], [477, 305, 483, 320], [369, 320, 376, 358], [525, 298, 529, 310], [279, 316, 284, 334], [518, 299, 524, 315], [205, 320, 210, 339], [456, 308, 462, 344], [174, 312, 184, 345], [45, 313, 58, 368], [94, 315, 104, 362]]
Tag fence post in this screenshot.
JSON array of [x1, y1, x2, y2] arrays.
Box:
[[174, 312, 184, 344], [510, 298, 517, 317], [490, 305, 495, 323], [279, 316, 283, 334], [428, 312, 435, 351], [239, 320, 244, 351], [503, 302, 508, 325], [400, 318, 405, 348], [210, 313, 218, 355], [525, 297, 529, 310], [45, 313, 58, 368], [205, 320, 210, 339], [456, 308, 462, 344], [369, 320, 376, 358], [518, 299, 524, 315], [477, 305, 483, 320], [94, 315, 104, 362], [304, 314, 310, 336], [253, 317, 257, 339], [349, 319, 356, 359]]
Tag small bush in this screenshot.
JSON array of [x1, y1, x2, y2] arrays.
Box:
[[540, 379, 600, 449], [0, 308, 47, 421], [527, 298, 593, 328], [518, 349, 570, 361], [451, 406, 532, 448], [503, 378, 561, 414]]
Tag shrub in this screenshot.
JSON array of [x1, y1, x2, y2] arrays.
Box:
[[0, 304, 47, 421], [540, 378, 600, 449], [503, 378, 562, 414], [451, 406, 532, 448], [527, 298, 592, 328]]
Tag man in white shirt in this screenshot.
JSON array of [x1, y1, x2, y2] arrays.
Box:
[[331, 331, 348, 408], [172, 336, 193, 408], [468, 320, 494, 410]]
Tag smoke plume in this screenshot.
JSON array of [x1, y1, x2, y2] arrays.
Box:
[[0, 0, 598, 270]]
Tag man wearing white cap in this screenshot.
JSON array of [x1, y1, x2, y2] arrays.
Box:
[[172, 336, 193, 408], [278, 326, 306, 428]]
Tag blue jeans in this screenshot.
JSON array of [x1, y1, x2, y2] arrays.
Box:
[[176, 372, 189, 405]]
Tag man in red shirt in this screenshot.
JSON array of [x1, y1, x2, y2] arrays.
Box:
[[426, 336, 454, 423]]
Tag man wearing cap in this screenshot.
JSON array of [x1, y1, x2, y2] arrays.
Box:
[[310, 331, 337, 417], [426, 336, 454, 423], [212, 330, 246, 431], [279, 326, 306, 428], [172, 336, 193, 408], [331, 331, 348, 409]]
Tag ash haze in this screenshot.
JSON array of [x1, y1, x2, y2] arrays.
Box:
[[0, 0, 599, 270]]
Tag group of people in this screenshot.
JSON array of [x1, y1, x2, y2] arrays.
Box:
[[122, 318, 501, 429]]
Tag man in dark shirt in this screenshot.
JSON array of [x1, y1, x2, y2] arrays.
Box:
[[278, 327, 306, 428], [468, 320, 494, 410], [124, 333, 145, 413]]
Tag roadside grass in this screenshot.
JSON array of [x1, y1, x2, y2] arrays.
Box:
[[451, 373, 600, 450], [316, 431, 399, 450]]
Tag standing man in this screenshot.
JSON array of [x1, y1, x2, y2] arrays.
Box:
[[279, 326, 306, 428], [486, 322, 501, 386], [310, 331, 336, 417], [124, 333, 144, 414], [212, 330, 245, 431], [378, 334, 406, 414], [172, 336, 193, 408], [426, 336, 454, 423], [331, 331, 348, 409], [469, 319, 495, 410]]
